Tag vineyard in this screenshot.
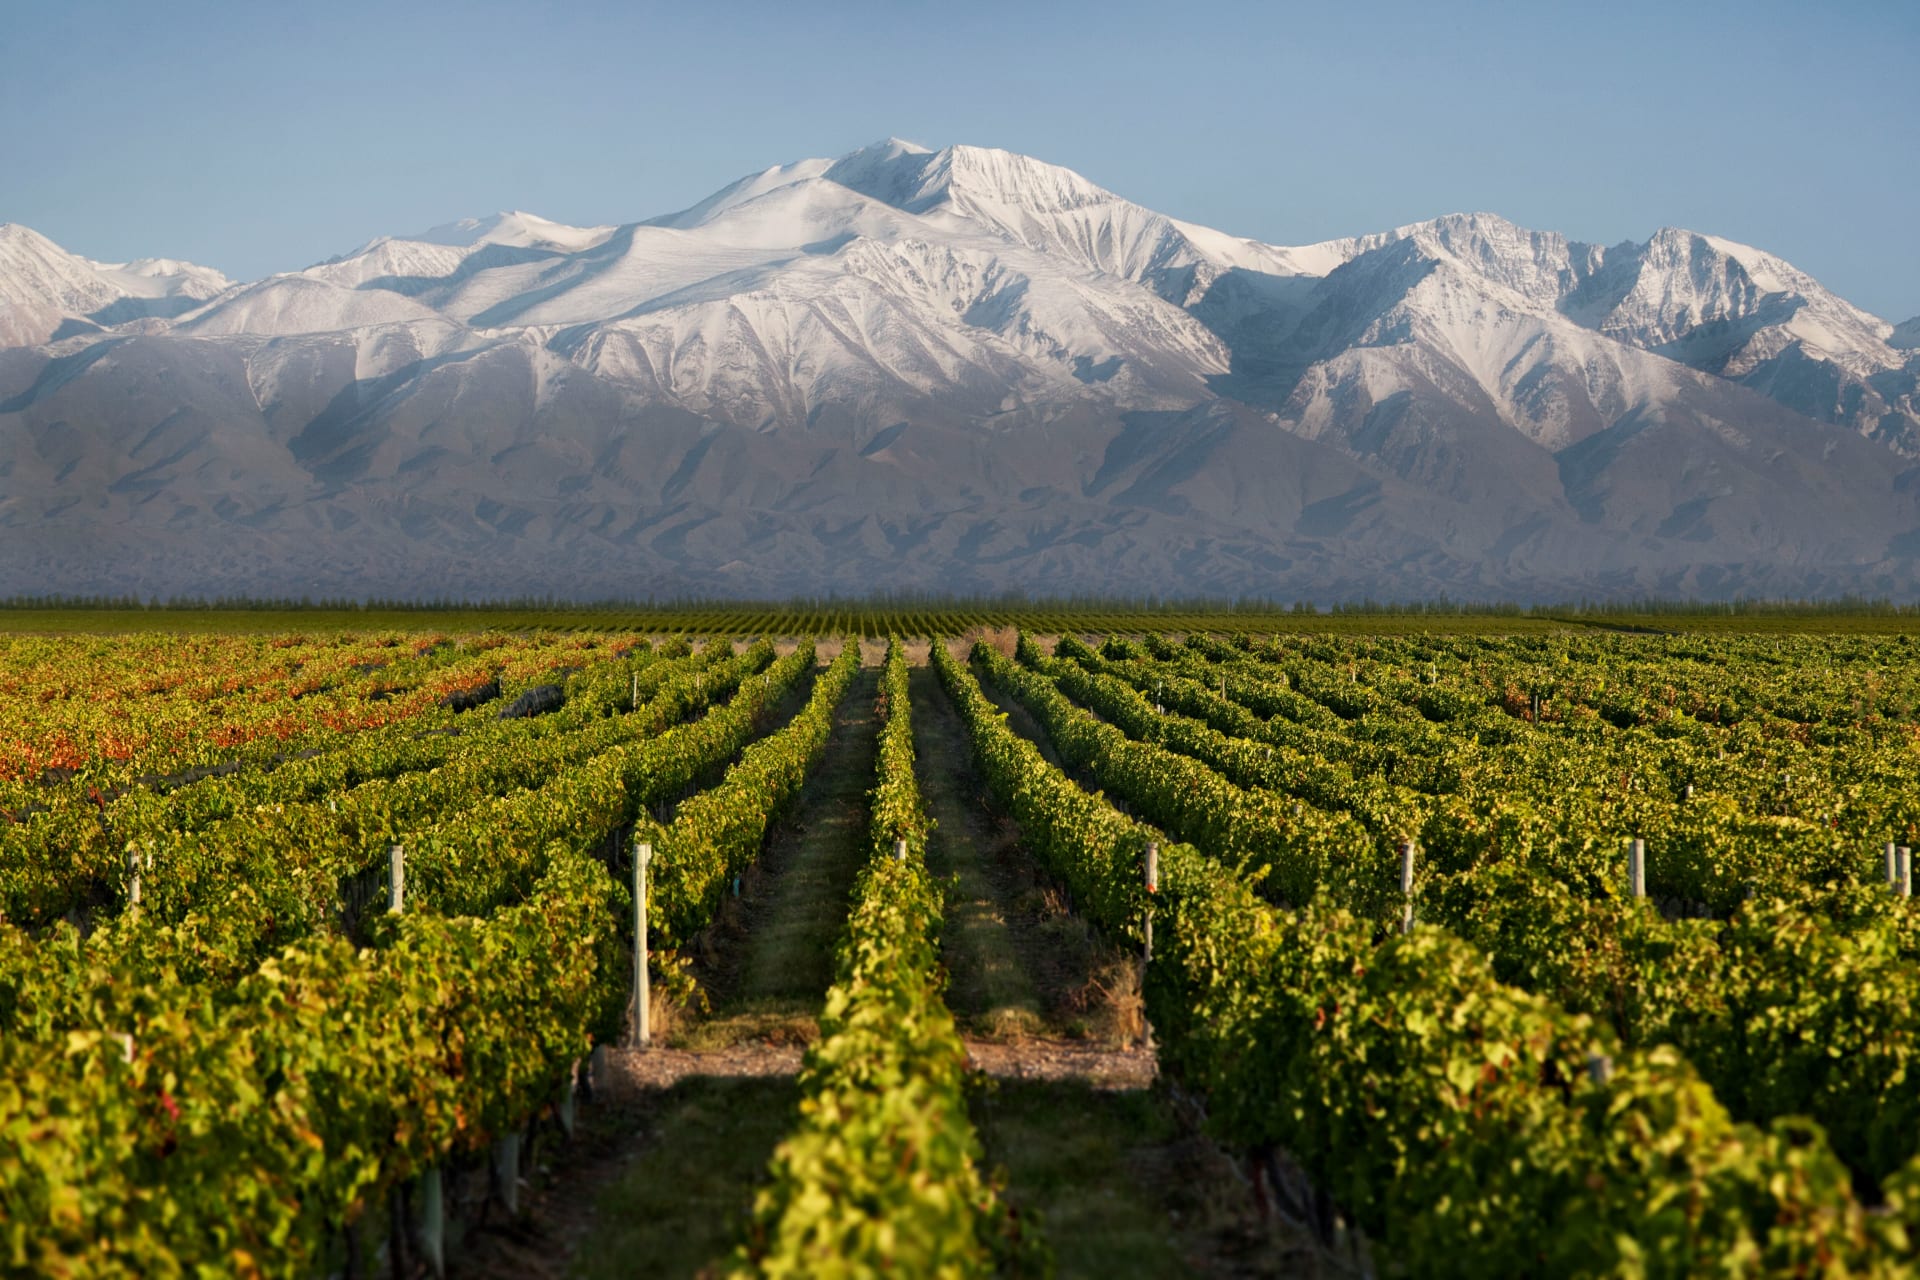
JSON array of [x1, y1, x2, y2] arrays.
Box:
[[5, 623, 1920, 1276]]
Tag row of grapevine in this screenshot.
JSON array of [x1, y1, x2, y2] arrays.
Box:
[[638, 641, 861, 957], [0, 636, 709, 927], [1084, 633, 1899, 910], [0, 629, 560, 791], [0, 639, 765, 936], [735, 639, 1041, 1276], [0, 636, 881, 1276], [1031, 633, 1920, 1193], [934, 638, 1917, 1275], [0, 642, 816, 1042], [1184, 628, 1920, 839], [1429, 866, 1920, 1189], [0, 844, 624, 1276], [983, 638, 1399, 917]]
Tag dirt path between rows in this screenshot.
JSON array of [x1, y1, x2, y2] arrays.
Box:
[[448, 650, 1322, 1278], [677, 664, 880, 1046], [451, 664, 887, 1280]]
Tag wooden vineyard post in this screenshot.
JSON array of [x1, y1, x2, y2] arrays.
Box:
[[894, 838, 907, 863], [388, 845, 404, 914], [127, 845, 142, 910], [633, 839, 652, 1049], [1890, 842, 1900, 890], [1399, 840, 1416, 934], [1629, 838, 1646, 900], [631, 670, 639, 712], [1901, 846, 1913, 900]]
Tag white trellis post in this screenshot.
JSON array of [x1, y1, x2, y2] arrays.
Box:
[[1143, 841, 1159, 963], [388, 844, 404, 914], [633, 839, 652, 1049], [1399, 840, 1416, 934], [1629, 838, 1646, 899]]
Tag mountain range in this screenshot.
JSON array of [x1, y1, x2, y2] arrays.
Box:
[[4, 138, 1919, 601]]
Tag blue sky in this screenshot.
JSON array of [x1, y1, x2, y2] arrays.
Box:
[[5, 0, 1916, 320]]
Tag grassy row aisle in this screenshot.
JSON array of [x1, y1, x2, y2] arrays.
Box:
[[495, 650, 882, 1277], [914, 645, 1321, 1278], [731, 638, 1041, 1275], [682, 662, 883, 1045], [438, 641, 1314, 1278], [910, 662, 1086, 1040], [951, 638, 1920, 1275]]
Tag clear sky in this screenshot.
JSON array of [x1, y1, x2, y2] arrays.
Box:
[[5, 0, 1916, 321]]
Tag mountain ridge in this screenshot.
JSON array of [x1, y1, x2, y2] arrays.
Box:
[[4, 139, 1919, 601]]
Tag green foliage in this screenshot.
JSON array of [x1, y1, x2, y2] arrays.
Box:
[[981, 641, 1399, 920], [0, 637, 726, 930], [1045, 627, 1920, 1191], [0, 846, 620, 1277], [638, 642, 860, 953], [735, 640, 1044, 1277], [0, 641, 834, 1273], [11, 621, 1920, 1275], [931, 638, 1914, 1276], [0, 642, 810, 1047]]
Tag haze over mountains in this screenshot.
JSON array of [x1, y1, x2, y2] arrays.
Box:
[[4, 138, 1919, 601]]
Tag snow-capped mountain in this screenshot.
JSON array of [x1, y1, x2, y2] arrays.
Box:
[[0, 222, 230, 346], [3, 139, 1919, 601]]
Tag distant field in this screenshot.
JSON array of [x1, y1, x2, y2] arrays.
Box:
[[5, 604, 1920, 635]]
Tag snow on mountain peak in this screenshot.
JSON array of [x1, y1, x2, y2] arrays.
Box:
[[647, 158, 837, 230], [402, 210, 617, 253], [851, 136, 932, 161], [818, 142, 1119, 222], [0, 221, 52, 246], [3, 139, 1913, 463], [0, 222, 231, 344], [1390, 213, 1590, 310], [85, 256, 232, 299]]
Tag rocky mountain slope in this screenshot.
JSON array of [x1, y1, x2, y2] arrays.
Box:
[[3, 140, 1917, 600]]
